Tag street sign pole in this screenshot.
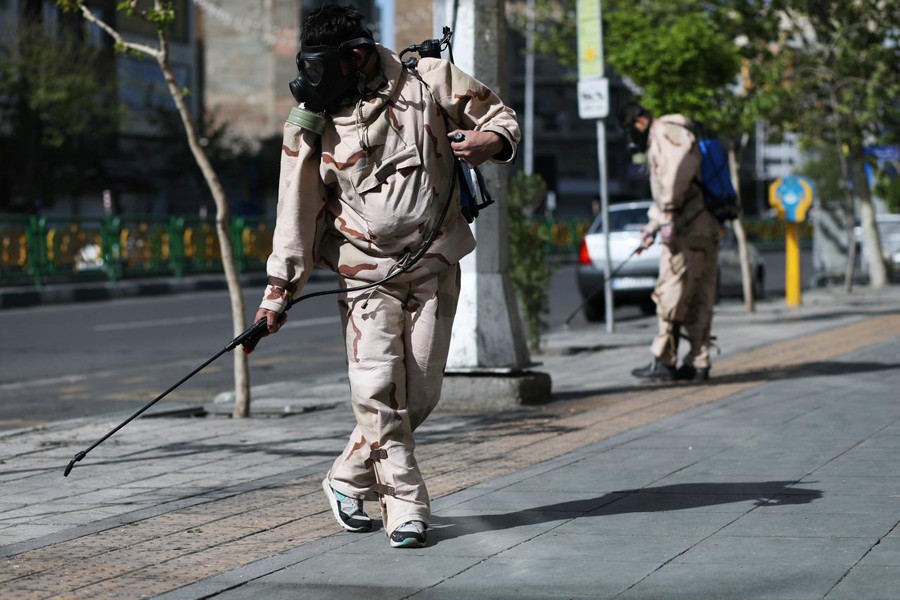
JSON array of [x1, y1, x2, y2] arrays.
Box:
[[576, 0, 612, 331]]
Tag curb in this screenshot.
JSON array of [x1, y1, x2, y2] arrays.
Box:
[[0, 271, 338, 309]]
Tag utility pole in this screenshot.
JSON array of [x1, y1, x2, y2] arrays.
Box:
[[523, 0, 535, 175], [576, 0, 612, 330], [442, 0, 551, 408]]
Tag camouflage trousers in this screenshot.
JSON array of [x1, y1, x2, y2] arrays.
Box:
[[325, 263, 460, 535], [650, 238, 718, 369]]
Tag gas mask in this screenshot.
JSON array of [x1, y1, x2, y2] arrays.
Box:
[[289, 37, 374, 114], [625, 120, 651, 156]]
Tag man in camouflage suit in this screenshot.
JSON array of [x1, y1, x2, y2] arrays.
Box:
[[253, 5, 519, 548], [621, 104, 720, 382]]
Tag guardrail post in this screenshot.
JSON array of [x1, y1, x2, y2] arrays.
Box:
[[26, 216, 47, 289], [231, 218, 245, 273], [101, 216, 122, 282], [168, 216, 185, 278]]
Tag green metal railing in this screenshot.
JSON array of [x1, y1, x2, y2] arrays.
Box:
[[1, 213, 813, 287], [0, 214, 273, 288]]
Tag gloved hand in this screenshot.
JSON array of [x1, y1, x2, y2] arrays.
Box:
[[659, 222, 675, 246], [243, 284, 291, 355], [254, 307, 288, 334], [639, 227, 656, 253], [448, 130, 505, 166]]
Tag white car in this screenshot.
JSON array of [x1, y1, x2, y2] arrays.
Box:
[[576, 200, 765, 322]]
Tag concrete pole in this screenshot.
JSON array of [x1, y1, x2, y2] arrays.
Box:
[[523, 0, 535, 175], [437, 0, 550, 409], [445, 0, 531, 372]]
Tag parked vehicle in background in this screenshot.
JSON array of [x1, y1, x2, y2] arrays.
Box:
[[576, 200, 765, 322]]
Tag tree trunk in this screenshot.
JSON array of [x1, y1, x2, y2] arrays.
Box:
[[853, 155, 888, 289], [155, 26, 252, 417], [728, 142, 755, 313], [69, 1, 253, 417]]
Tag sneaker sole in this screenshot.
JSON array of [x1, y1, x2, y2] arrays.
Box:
[[322, 479, 370, 533], [389, 536, 426, 548]]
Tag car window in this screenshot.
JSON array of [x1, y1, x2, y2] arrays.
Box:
[[589, 207, 649, 234]]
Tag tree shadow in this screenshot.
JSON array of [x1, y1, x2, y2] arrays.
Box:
[[429, 481, 823, 545], [552, 358, 898, 402]]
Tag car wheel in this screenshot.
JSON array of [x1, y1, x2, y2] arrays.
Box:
[[583, 299, 605, 322]]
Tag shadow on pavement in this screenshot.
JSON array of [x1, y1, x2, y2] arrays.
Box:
[[429, 481, 823, 545], [552, 359, 898, 402]]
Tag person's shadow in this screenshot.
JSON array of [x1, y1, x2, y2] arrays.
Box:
[[427, 481, 823, 545]]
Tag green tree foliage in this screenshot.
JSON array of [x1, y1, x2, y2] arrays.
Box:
[[772, 2, 900, 150], [874, 172, 900, 214], [507, 172, 553, 352], [603, 6, 740, 123], [0, 21, 116, 211], [772, 1, 899, 287], [798, 143, 843, 205]]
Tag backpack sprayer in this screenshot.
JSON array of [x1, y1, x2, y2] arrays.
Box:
[[63, 29, 464, 478]]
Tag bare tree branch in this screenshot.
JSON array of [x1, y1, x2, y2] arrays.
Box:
[[77, 3, 160, 58]]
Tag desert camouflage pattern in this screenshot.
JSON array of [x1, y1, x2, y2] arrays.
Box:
[[645, 115, 720, 369], [265, 45, 519, 297], [326, 264, 460, 533], [262, 46, 519, 534]]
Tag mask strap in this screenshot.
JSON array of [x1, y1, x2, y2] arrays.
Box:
[[338, 37, 375, 51]]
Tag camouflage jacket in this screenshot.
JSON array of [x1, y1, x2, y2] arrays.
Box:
[[645, 114, 720, 243], [260, 46, 520, 311]]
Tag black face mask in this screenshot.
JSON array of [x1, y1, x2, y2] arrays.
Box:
[[289, 37, 373, 114], [626, 122, 650, 155]]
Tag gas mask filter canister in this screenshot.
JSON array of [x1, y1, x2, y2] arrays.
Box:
[[289, 37, 374, 118]]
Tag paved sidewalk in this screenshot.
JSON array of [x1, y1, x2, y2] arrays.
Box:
[[1, 285, 899, 599]]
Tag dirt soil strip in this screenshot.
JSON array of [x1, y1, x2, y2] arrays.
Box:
[[2, 314, 897, 599]]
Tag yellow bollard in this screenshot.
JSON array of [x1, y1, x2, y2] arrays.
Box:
[[770, 176, 814, 308], [785, 221, 801, 306]]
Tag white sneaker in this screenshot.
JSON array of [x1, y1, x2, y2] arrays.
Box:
[[322, 479, 372, 533], [389, 520, 427, 548]]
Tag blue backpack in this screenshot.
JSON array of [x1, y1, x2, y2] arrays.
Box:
[[692, 123, 741, 223]]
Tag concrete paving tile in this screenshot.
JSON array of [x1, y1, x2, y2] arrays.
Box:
[[224, 552, 481, 597], [619, 562, 847, 599], [854, 536, 900, 566], [635, 476, 822, 499], [423, 557, 657, 599], [794, 475, 900, 497], [857, 432, 900, 449], [757, 492, 900, 515], [586, 490, 770, 516], [329, 510, 571, 558], [657, 460, 813, 480], [673, 534, 871, 566], [0, 523, 67, 546], [439, 489, 625, 513], [825, 565, 900, 600], [611, 432, 738, 450], [501, 531, 698, 564], [554, 509, 739, 538], [720, 511, 898, 539], [216, 582, 427, 600], [813, 458, 900, 478], [494, 464, 675, 494], [414, 590, 599, 600]]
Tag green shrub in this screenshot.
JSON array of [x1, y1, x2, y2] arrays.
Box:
[[507, 172, 553, 352]]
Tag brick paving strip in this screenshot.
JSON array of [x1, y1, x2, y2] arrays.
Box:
[[1, 313, 898, 599]]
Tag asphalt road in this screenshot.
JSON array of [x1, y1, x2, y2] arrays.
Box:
[[0, 249, 809, 431]]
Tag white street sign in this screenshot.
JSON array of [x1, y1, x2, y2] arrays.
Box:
[[577, 77, 609, 120]]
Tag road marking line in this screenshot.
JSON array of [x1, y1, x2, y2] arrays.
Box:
[[94, 314, 340, 332]]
